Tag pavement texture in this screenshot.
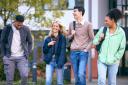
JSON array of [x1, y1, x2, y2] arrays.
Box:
[[67, 77, 128, 85]]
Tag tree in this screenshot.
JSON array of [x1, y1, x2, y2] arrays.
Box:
[[0, 0, 66, 26]]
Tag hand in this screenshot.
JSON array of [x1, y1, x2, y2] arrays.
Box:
[[71, 30, 75, 35], [99, 33, 105, 42], [91, 48, 96, 59], [48, 41, 56, 46]]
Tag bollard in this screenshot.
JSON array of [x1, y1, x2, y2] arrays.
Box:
[[32, 62, 37, 84], [32, 46, 37, 84]]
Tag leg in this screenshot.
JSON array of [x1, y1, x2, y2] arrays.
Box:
[[70, 51, 79, 85], [108, 64, 119, 85], [45, 63, 54, 85], [78, 51, 88, 85], [56, 68, 64, 85], [97, 61, 107, 85], [3, 57, 15, 85], [17, 57, 28, 85]]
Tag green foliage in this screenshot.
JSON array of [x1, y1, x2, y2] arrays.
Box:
[[0, 58, 6, 81], [0, 0, 66, 26], [32, 31, 47, 42]]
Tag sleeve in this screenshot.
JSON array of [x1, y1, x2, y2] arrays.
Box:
[[1, 27, 7, 57], [114, 32, 126, 61], [86, 23, 94, 51], [93, 27, 104, 45], [26, 27, 33, 54], [58, 36, 66, 68], [43, 37, 51, 54], [67, 22, 74, 39]]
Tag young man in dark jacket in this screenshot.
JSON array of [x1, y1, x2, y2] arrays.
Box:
[[1, 15, 32, 85]]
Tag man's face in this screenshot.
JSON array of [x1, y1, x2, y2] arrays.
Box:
[[14, 21, 23, 30], [73, 9, 82, 20]]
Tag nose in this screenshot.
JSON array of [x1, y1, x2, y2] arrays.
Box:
[[73, 12, 76, 16]]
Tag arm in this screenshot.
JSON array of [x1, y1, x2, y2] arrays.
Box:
[[86, 24, 94, 51], [58, 36, 66, 68], [43, 37, 51, 54], [114, 33, 126, 61], [26, 27, 33, 54], [1, 27, 7, 57], [67, 23, 74, 40], [93, 27, 104, 45]]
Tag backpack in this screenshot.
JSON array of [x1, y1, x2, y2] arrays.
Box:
[[96, 27, 107, 52], [66, 21, 76, 51], [122, 27, 128, 51]]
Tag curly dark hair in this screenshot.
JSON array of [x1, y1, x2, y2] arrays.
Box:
[[106, 8, 123, 23]]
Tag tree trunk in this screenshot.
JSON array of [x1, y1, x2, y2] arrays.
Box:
[[4, 18, 7, 26]]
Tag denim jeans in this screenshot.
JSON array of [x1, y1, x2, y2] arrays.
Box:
[[70, 51, 89, 85], [45, 60, 63, 85], [98, 61, 119, 85]]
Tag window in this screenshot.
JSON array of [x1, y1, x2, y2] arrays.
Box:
[[75, 0, 84, 8], [43, 0, 84, 10], [117, 0, 128, 27]]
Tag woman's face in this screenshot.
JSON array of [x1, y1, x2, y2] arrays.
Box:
[[52, 22, 60, 33], [104, 16, 114, 28]]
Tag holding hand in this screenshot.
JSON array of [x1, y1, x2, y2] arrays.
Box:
[[99, 33, 105, 42], [71, 30, 75, 35], [48, 41, 56, 46], [91, 48, 96, 59]]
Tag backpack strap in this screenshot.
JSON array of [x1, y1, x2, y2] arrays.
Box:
[[73, 21, 76, 30], [102, 26, 107, 41], [96, 26, 107, 52]]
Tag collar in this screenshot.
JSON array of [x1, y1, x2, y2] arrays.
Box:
[[75, 18, 85, 25], [12, 24, 17, 31], [107, 25, 121, 35]]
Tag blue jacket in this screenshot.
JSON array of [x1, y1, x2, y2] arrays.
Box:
[[1, 24, 33, 58], [43, 34, 66, 68]]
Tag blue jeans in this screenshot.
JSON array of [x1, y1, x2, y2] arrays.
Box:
[[98, 61, 119, 85], [45, 60, 63, 85], [70, 51, 89, 85]]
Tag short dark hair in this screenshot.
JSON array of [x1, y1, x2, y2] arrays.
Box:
[[106, 8, 123, 23], [74, 6, 85, 16], [15, 15, 24, 22]]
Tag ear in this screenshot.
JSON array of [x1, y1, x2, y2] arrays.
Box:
[[80, 11, 82, 16], [111, 19, 115, 23]]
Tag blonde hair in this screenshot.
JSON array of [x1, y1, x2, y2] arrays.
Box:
[[49, 20, 67, 37]]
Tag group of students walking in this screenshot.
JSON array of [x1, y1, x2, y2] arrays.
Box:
[[1, 6, 126, 85]]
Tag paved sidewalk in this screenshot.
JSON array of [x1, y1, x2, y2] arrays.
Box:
[[68, 77, 128, 85]]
